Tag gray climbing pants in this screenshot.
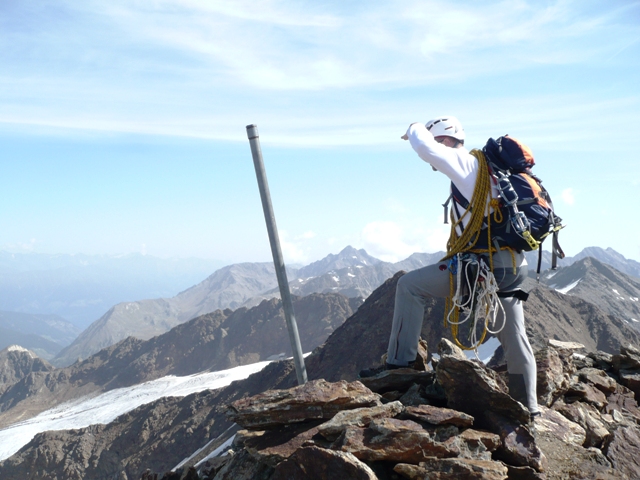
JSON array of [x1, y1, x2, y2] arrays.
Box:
[[386, 249, 539, 414]]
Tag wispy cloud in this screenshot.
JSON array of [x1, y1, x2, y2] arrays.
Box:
[[1, 0, 639, 145], [561, 188, 575, 206]]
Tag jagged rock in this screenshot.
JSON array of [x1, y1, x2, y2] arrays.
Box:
[[234, 422, 328, 467], [504, 464, 546, 480], [486, 411, 546, 472], [618, 369, 640, 399], [587, 351, 614, 371], [603, 425, 640, 480], [414, 338, 431, 371], [616, 344, 640, 369], [565, 382, 608, 409], [270, 446, 378, 480], [358, 369, 436, 394], [155, 467, 199, 480], [394, 457, 508, 479], [316, 401, 405, 440], [210, 449, 274, 480], [572, 352, 595, 369], [534, 406, 586, 447], [548, 339, 585, 351], [552, 400, 610, 448], [535, 347, 573, 407], [577, 367, 618, 394], [437, 338, 467, 360], [398, 383, 429, 406], [336, 418, 461, 463], [457, 429, 501, 453], [226, 379, 381, 430], [436, 355, 531, 425], [604, 383, 640, 421], [401, 405, 474, 427]]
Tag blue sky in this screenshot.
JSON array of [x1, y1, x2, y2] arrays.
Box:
[[1, 0, 639, 265]]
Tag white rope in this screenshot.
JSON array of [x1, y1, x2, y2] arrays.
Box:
[[446, 253, 507, 353]]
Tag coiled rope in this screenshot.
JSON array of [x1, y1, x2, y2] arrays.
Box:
[[443, 149, 508, 352]]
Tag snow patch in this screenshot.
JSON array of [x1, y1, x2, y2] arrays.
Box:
[[195, 434, 236, 468], [632, 318, 639, 323], [6, 345, 31, 354], [556, 279, 581, 294], [332, 276, 339, 282], [347, 273, 355, 277], [0, 361, 273, 462], [631, 297, 639, 302]]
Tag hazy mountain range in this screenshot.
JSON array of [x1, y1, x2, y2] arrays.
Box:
[[52, 245, 640, 367], [0, 251, 223, 328]]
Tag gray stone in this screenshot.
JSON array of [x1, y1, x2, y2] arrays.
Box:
[[316, 401, 404, 440], [270, 446, 378, 480]]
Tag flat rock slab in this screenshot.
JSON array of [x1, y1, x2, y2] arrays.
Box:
[[271, 446, 378, 480], [317, 400, 404, 440], [235, 422, 327, 467], [604, 425, 640, 480], [226, 379, 381, 430], [403, 404, 474, 427], [358, 369, 436, 394], [394, 457, 508, 480], [336, 419, 460, 463]]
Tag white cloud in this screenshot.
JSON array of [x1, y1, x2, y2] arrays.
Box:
[[359, 219, 449, 262], [279, 230, 316, 264], [561, 188, 575, 205]]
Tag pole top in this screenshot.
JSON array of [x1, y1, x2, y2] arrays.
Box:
[[246, 124, 259, 140]]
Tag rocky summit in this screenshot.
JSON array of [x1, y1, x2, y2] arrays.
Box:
[[170, 339, 640, 480]]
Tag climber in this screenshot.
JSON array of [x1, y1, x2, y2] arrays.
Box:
[[360, 117, 539, 418]]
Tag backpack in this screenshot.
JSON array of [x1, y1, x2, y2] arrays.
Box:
[[448, 135, 565, 277]]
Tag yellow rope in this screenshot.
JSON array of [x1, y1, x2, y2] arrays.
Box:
[[443, 149, 505, 350]]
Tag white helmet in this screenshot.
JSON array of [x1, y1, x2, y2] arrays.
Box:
[[425, 116, 465, 142]]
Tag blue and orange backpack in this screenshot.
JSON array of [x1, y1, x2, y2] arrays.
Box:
[[449, 135, 565, 276]]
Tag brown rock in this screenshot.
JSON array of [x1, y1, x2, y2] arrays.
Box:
[[437, 338, 467, 360], [533, 406, 586, 447], [235, 422, 327, 467], [414, 338, 431, 371], [316, 401, 404, 440], [336, 419, 460, 463], [394, 457, 508, 479], [565, 382, 608, 409], [552, 400, 610, 448], [504, 464, 547, 480], [436, 356, 531, 425], [226, 379, 381, 430], [577, 368, 618, 394], [618, 369, 640, 399], [271, 446, 378, 480], [402, 404, 474, 427], [535, 347, 573, 407], [210, 449, 274, 480], [586, 351, 614, 371], [358, 369, 436, 394], [486, 411, 546, 472], [605, 383, 640, 421], [398, 383, 429, 406], [603, 425, 640, 480], [458, 428, 501, 452]]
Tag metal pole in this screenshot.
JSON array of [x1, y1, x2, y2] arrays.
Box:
[[246, 124, 308, 385]]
